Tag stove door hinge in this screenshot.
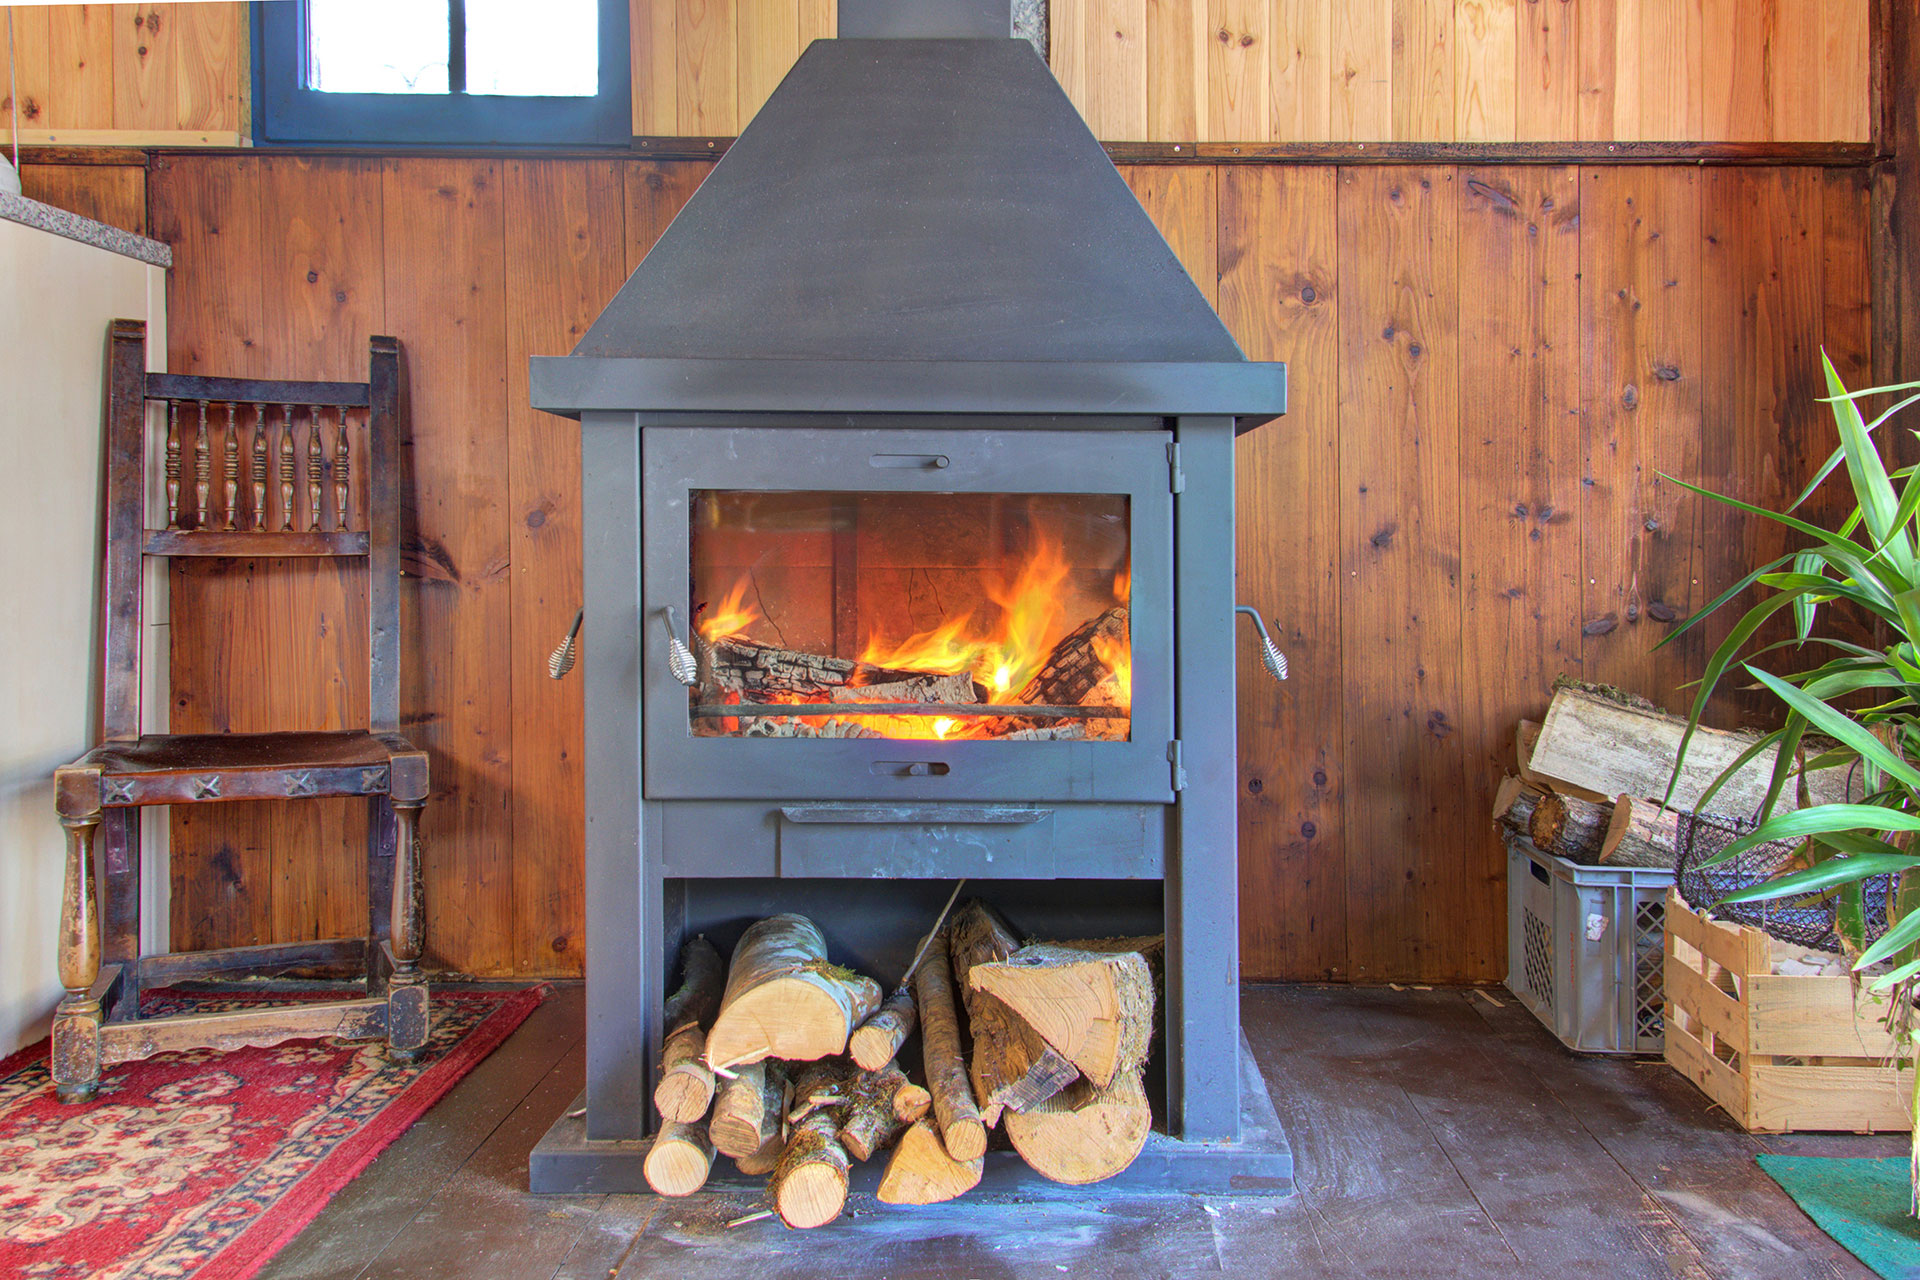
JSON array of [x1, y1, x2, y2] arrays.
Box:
[[1167, 441, 1185, 494], [1167, 739, 1187, 792]]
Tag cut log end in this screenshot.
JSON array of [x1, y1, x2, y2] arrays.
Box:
[[1003, 1069, 1150, 1185], [642, 1121, 714, 1197], [942, 1116, 988, 1163], [849, 987, 917, 1072], [877, 1118, 984, 1205], [893, 1082, 932, 1123], [777, 1162, 850, 1229]]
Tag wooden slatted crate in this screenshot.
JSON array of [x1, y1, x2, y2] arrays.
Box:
[[1663, 891, 1913, 1133]]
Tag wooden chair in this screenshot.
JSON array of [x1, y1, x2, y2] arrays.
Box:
[[50, 319, 428, 1103]]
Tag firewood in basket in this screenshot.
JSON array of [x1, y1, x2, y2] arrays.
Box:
[[948, 899, 1078, 1126], [849, 987, 917, 1072], [968, 938, 1159, 1090], [835, 1060, 911, 1161], [704, 914, 883, 1070], [1003, 1068, 1151, 1185], [770, 1061, 855, 1228], [1528, 791, 1614, 865], [654, 936, 725, 1124], [710, 1059, 787, 1160], [910, 925, 988, 1162], [877, 1117, 983, 1205], [642, 1117, 715, 1197]]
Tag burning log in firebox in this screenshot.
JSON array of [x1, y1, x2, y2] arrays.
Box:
[[644, 906, 1164, 1224]]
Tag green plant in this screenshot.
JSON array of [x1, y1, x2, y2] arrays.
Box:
[[1664, 355, 1920, 1207]]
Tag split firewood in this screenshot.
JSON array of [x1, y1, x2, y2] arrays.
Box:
[[734, 1068, 792, 1178], [947, 899, 1078, 1126], [1529, 682, 1858, 814], [710, 1059, 788, 1160], [968, 939, 1158, 1089], [706, 636, 979, 706], [836, 1061, 910, 1161], [1492, 775, 1545, 833], [877, 1117, 984, 1205], [1601, 795, 1683, 869], [1003, 1069, 1151, 1185], [705, 914, 883, 1070], [1517, 717, 1606, 800], [1527, 791, 1612, 865], [892, 1081, 932, 1124], [642, 1118, 715, 1197], [769, 1063, 855, 1229], [1015, 607, 1128, 708], [911, 926, 987, 1162], [849, 987, 917, 1072], [654, 936, 725, 1124]]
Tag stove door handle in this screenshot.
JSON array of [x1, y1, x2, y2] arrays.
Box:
[[659, 607, 700, 687], [1235, 606, 1289, 682]]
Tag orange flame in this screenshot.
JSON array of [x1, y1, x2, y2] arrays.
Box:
[[698, 580, 759, 641], [1113, 562, 1131, 604], [1091, 628, 1131, 707]]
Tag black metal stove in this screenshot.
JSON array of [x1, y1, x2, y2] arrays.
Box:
[[527, 0, 1290, 1195]]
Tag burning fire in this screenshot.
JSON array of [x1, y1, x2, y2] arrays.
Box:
[[699, 532, 1131, 741]]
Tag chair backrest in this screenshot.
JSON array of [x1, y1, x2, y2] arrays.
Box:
[[102, 319, 403, 741]]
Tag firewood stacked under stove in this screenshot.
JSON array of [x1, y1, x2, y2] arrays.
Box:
[[642, 901, 1162, 1227]]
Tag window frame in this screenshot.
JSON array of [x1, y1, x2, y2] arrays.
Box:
[[251, 0, 631, 147]]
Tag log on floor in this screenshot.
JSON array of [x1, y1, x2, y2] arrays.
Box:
[[876, 1118, 984, 1206], [911, 926, 987, 1163], [1002, 1069, 1151, 1186], [642, 1118, 714, 1197], [770, 1063, 854, 1229]]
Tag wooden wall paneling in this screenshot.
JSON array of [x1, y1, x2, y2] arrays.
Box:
[[1087, 0, 1151, 142], [18, 162, 147, 235], [631, 0, 680, 134], [1052, 0, 1091, 127], [676, 0, 738, 135], [44, 4, 115, 130], [1455, 0, 1518, 141], [1331, 0, 1393, 140], [1700, 0, 1773, 142], [1268, 0, 1331, 142], [623, 160, 706, 273], [1820, 0, 1872, 141], [1120, 164, 1219, 306], [1392, 0, 1455, 141], [111, 4, 176, 133], [1773, 0, 1824, 141], [736, 0, 799, 128], [798, 0, 836, 48], [1515, 0, 1578, 141], [381, 159, 515, 975], [1209, 0, 1272, 141], [1147, 0, 1210, 141], [504, 160, 628, 976], [1698, 168, 1825, 724], [1576, 167, 1706, 711], [0, 9, 52, 131], [149, 156, 272, 950], [1576, 0, 1618, 141], [1336, 166, 1465, 981], [1634, 0, 1701, 140], [171, 1, 241, 131], [1217, 166, 1346, 980], [1458, 165, 1580, 966]]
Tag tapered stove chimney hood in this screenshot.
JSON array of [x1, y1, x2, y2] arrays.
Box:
[[528, 0, 1286, 430]]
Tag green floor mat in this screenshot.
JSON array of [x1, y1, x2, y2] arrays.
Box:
[[1758, 1156, 1920, 1280]]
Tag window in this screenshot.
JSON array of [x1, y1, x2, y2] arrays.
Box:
[[253, 0, 630, 146]]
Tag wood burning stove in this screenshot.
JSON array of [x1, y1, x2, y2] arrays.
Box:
[[527, 0, 1291, 1194]]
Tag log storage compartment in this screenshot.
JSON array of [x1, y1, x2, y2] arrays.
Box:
[[527, 0, 1291, 1200]]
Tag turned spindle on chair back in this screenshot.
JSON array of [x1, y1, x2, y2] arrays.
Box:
[[102, 319, 403, 742]]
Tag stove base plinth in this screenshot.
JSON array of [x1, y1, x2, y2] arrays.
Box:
[[529, 1033, 1293, 1199]]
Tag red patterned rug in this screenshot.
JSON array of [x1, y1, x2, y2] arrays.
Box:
[[0, 984, 548, 1280]]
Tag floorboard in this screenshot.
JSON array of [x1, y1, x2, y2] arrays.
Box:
[[269, 983, 1903, 1280]]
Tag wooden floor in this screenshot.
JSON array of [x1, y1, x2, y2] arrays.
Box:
[[256, 983, 1902, 1279]]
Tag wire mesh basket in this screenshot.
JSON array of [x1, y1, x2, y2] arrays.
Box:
[[1674, 810, 1893, 954]]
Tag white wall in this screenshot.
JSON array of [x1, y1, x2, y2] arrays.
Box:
[[0, 217, 166, 1053]]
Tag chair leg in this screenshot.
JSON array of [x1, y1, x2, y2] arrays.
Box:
[[385, 798, 429, 1061], [366, 796, 395, 989], [101, 808, 142, 1023], [52, 810, 103, 1103]]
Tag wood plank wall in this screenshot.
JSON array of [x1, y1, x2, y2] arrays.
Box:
[[0, 2, 1869, 143], [0, 3, 244, 142], [97, 154, 1860, 983]]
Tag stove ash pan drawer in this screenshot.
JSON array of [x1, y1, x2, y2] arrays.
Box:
[[656, 802, 1165, 879]]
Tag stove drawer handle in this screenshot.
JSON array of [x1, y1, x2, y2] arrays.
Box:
[[1235, 606, 1289, 682], [780, 805, 1051, 825]]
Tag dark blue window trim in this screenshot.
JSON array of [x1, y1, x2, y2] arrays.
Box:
[[252, 0, 631, 147]]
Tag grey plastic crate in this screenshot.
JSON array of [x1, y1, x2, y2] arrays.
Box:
[[1505, 838, 1676, 1055]]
